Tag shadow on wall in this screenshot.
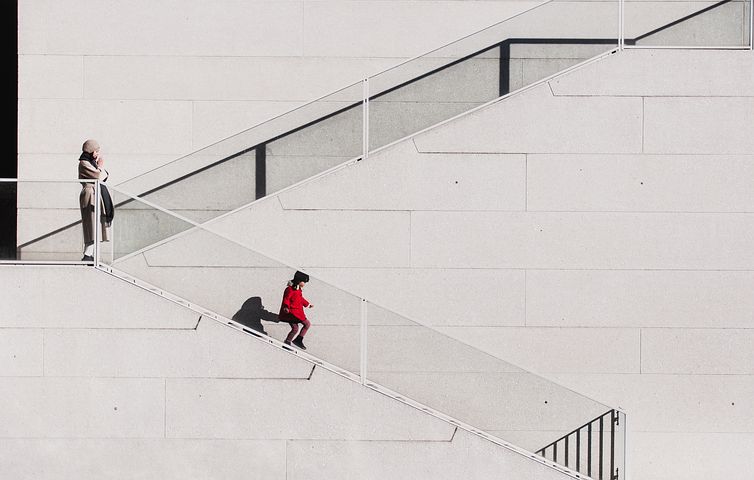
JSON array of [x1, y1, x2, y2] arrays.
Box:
[[232, 296, 279, 335]]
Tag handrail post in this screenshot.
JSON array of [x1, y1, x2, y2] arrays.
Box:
[[360, 297, 368, 385], [749, 0, 753, 50], [599, 414, 604, 480], [362, 78, 369, 160], [619, 0, 625, 50], [93, 180, 100, 266], [611, 409, 616, 479]]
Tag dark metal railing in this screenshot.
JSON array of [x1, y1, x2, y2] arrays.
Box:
[[536, 409, 622, 480]]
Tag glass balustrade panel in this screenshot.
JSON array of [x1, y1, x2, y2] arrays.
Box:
[[6, 180, 100, 262], [115, 81, 365, 223], [625, 0, 751, 47], [365, 301, 619, 468], [367, 0, 620, 153], [102, 185, 362, 377]]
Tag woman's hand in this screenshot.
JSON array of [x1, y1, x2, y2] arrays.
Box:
[[283, 307, 289, 313]]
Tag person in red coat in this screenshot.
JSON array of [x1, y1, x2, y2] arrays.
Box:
[[279, 270, 314, 350]]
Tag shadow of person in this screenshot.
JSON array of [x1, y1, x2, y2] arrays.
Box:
[[231, 296, 279, 335]]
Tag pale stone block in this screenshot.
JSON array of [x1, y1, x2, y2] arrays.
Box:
[[117, 150, 257, 214], [509, 42, 617, 60], [15, 182, 84, 232], [140, 228, 281, 268], [17, 153, 180, 184], [366, 323, 523, 374], [307, 267, 526, 327], [18, 99, 193, 155], [208, 198, 411, 268], [436, 326, 640, 374], [644, 97, 754, 154], [0, 330, 43, 376], [287, 429, 569, 480], [192, 100, 302, 148], [641, 329, 754, 374], [546, 373, 754, 433], [0, 439, 286, 480], [366, 371, 608, 435], [303, 1, 542, 57], [631, 432, 754, 480], [278, 141, 527, 211], [413, 85, 643, 153], [526, 270, 754, 328], [17, 208, 81, 249], [551, 49, 754, 96], [409, 211, 754, 269], [165, 372, 455, 440], [112, 253, 363, 328], [18, 55, 83, 99], [19, 0, 303, 56], [266, 103, 363, 157], [266, 155, 350, 194], [42, 320, 313, 379], [0, 378, 164, 438], [17, 154, 80, 181], [0, 266, 199, 329], [521, 58, 587, 86], [369, 57, 500, 103], [527, 154, 754, 212], [263, 324, 362, 374], [17, 181, 84, 210], [84, 56, 397, 103], [369, 101, 486, 151]]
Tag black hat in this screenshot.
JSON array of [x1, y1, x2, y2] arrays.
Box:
[[292, 271, 310, 284]]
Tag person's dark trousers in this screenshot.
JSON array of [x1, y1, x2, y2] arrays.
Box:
[[284, 318, 311, 344]]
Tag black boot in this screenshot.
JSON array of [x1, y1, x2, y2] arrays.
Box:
[[292, 337, 307, 350]]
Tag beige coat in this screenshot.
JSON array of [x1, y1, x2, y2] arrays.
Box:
[[79, 160, 110, 244]]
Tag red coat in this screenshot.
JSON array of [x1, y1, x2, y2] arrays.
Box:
[[279, 286, 310, 322]]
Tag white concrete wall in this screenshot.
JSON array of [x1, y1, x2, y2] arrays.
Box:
[[201, 48, 754, 480], [15, 2, 754, 479], [0, 265, 572, 479]]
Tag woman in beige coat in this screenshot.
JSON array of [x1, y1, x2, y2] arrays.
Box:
[[78, 139, 113, 262]]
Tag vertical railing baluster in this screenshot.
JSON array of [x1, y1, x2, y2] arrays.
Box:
[[362, 78, 369, 160], [576, 427, 581, 473], [94, 180, 100, 265], [611, 409, 616, 479], [565, 434, 569, 467], [599, 414, 604, 480], [554, 442, 558, 463], [588, 422, 593, 477], [360, 298, 367, 385]]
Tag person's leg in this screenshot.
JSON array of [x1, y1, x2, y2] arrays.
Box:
[[298, 318, 311, 338], [80, 205, 95, 260], [292, 319, 310, 349], [284, 322, 299, 344]]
